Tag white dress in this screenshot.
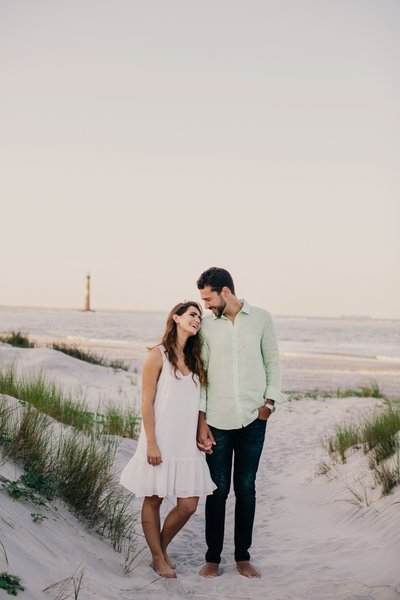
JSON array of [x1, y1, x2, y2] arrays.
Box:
[[120, 346, 217, 498]]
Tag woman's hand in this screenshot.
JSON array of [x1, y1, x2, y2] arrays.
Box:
[[197, 412, 216, 454], [147, 441, 162, 466]]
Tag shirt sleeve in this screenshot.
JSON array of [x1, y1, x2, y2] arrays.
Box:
[[261, 313, 285, 403], [199, 332, 209, 413]]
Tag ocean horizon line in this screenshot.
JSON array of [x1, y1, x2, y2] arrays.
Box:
[[0, 303, 399, 323]]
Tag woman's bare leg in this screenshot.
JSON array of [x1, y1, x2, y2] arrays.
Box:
[[160, 497, 199, 565], [141, 495, 176, 578]]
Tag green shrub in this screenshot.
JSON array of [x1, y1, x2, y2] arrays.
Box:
[[3, 479, 47, 507], [0, 572, 24, 596]]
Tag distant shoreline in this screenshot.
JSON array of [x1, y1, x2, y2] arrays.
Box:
[[0, 303, 399, 322]]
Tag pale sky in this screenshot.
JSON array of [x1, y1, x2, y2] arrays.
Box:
[[1, 0, 399, 318]]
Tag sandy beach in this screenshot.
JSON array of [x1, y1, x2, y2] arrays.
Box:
[[1, 343, 399, 599], [2, 0, 399, 595]]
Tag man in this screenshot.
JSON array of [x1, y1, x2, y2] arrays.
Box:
[[196, 267, 284, 578]]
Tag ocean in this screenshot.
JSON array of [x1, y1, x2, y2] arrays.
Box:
[[0, 305, 398, 361]]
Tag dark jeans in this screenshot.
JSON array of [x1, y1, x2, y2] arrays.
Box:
[[205, 417, 267, 564]]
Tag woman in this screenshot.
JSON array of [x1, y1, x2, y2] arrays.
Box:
[[120, 301, 216, 578]]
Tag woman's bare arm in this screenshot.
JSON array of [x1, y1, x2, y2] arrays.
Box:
[[141, 347, 163, 466]]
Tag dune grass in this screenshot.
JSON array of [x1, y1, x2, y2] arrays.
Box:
[[328, 405, 400, 462], [0, 331, 34, 349], [51, 342, 129, 371], [286, 380, 388, 401], [336, 381, 387, 400], [362, 408, 400, 454], [326, 424, 360, 463], [43, 566, 85, 599], [288, 381, 388, 402], [0, 332, 129, 372], [326, 402, 400, 495], [0, 367, 139, 439], [373, 458, 400, 495], [0, 397, 138, 554]]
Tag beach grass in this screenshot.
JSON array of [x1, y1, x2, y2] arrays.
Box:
[[0, 331, 35, 348], [372, 458, 400, 495], [0, 397, 138, 553], [327, 424, 360, 463], [51, 342, 129, 371], [287, 380, 388, 402], [326, 402, 400, 494], [361, 408, 400, 454], [6, 406, 55, 491], [0, 367, 139, 439], [43, 566, 85, 599], [0, 332, 129, 371], [336, 381, 386, 400], [102, 405, 139, 438]]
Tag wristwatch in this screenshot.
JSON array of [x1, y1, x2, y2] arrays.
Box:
[[265, 403, 276, 413]]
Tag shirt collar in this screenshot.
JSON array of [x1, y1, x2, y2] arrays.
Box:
[[240, 300, 251, 314], [212, 299, 251, 320]]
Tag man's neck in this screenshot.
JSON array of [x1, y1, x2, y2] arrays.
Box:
[[223, 297, 243, 322]]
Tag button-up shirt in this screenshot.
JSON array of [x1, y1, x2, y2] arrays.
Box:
[[199, 300, 284, 430]]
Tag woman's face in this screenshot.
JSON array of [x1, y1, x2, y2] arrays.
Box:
[[174, 305, 202, 336]]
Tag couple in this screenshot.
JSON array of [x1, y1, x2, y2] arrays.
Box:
[[120, 267, 283, 579]]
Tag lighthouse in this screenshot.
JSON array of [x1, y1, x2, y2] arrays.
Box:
[[83, 272, 91, 312]]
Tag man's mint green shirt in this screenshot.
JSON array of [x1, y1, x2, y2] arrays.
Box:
[[200, 300, 284, 430]]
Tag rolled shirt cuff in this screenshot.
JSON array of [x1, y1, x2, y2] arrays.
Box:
[[199, 394, 207, 413], [265, 385, 286, 404]]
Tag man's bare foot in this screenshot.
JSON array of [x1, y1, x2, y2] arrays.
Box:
[[199, 562, 219, 577], [152, 557, 177, 579], [236, 561, 261, 578]]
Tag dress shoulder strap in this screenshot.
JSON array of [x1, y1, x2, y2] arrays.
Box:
[[157, 345, 167, 362]]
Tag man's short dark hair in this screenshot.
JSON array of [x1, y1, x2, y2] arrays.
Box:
[[196, 267, 235, 294]]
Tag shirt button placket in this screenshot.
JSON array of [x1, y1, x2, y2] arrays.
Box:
[[232, 324, 241, 427]]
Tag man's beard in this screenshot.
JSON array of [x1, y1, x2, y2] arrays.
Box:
[[214, 300, 226, 318]]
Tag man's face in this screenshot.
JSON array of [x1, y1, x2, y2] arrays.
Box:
[[199, 286, 226, 318]]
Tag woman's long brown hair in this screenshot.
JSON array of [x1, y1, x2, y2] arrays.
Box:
[[161, 301, 207, 386]]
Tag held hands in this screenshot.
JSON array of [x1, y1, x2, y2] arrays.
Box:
[[196, 419, 216, 454], [147, 441, 162, 466]]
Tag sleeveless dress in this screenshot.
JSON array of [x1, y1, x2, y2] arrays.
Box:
[[120, 346, 217, 498]]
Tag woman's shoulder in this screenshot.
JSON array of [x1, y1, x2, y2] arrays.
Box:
[[144, 346, 164, 369]]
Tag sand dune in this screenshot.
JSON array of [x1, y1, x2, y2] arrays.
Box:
[[0, 345, 140, 412]]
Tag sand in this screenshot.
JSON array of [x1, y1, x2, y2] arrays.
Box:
[[0, 344, 399, 599], [282, 352, 400, 398]]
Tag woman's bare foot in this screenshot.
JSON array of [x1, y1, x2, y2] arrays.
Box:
[[162, 549, 174, 569], [152, 556, 177, 579], [199, 562, 219, 577], [236, 561, 261, 578]]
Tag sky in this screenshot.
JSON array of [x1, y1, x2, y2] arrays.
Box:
[[1, 0, 399, 318]]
